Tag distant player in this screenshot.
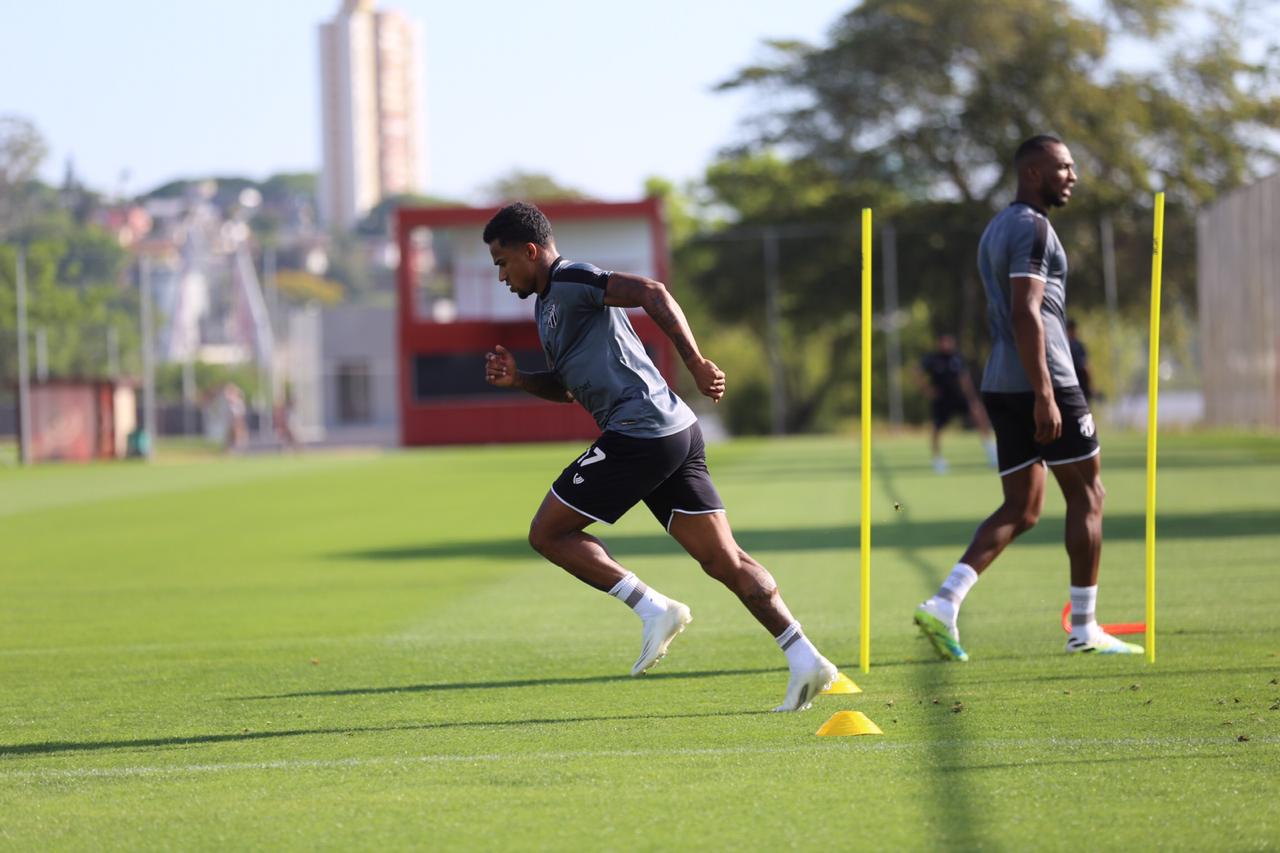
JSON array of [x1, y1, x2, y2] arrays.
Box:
[[482, 202, 838, 710], [914, 135, 1142, 659], [919, 333, 998, 473]]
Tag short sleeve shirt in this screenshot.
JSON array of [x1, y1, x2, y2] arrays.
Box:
[[977, 202, 1078, 393], [921, 351, 967, 398], [535, 258, 696, 438]]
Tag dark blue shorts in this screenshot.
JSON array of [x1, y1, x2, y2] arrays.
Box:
[[550, 423, 724, 529]]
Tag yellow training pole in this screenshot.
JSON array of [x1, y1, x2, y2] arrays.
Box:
[[1145, 193, 1165, 664], [859, 208, 873, 674]]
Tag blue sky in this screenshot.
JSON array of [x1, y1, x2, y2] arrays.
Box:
[[0, 0, 853, 202], [4, 1, 1272, 203]]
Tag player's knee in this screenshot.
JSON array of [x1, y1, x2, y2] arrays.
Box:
[[698, 549, 743, 583], [1008, 504, 1040, 535], [1079, 478, 1105, 516], [527, 522, 556, 557]]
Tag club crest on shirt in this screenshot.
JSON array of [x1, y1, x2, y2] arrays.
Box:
[[1078, 412, 1095, 438], [543, 303, 560, 330]]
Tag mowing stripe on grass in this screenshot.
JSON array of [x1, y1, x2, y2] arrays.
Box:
[[3, 735, 1274, 781]]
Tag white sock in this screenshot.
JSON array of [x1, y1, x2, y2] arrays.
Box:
[[774, 621, 822, 672], [1069, 584, 1099, 638], [931, 563, 979, 622], [607, 572, 669, 621]]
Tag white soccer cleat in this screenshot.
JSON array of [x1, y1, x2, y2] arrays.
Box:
[[1065, 631, 1144, 655], [630, 601, 692, 676], [772, 656, 839, 712]]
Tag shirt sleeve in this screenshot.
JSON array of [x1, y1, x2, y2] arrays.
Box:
[[554, 263, 612, 308], [1008, 215, 1050, 282]]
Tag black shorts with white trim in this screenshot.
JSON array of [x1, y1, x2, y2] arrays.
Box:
[[550, 422, 724, 528], [982, 385, 1099, 476]]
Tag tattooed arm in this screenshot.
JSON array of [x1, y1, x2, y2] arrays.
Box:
[[604, 273, 725, 402]]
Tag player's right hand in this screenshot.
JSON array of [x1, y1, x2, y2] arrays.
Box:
[[690, 357, 726, 402], [485, 344, 518, 389], [1033, 394, 1062, 444]]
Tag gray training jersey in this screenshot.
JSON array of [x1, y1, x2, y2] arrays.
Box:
[[535, 257, 697, 438], [977, 202, 1079, 393]]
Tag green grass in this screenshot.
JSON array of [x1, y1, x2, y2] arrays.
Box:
[[1, 432, 1277, 850]]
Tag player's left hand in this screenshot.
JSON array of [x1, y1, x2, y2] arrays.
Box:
[[485, 344, 519, 388], [689, 357, 726, 402]]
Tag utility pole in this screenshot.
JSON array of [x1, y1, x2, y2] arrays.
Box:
[[882, 223, 903, 427], [1100, 214, 1121, 400], [35, 327, 48, 381], [107, 325, 120, 379], [15, 249, 32, 465], [182, 359, 196, 436], [139, 255, 156, 459], [762, 228, 788, 435]]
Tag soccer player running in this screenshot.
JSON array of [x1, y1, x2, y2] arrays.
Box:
[[482, 202, 838, 711], [913, 136, 1143, 660]]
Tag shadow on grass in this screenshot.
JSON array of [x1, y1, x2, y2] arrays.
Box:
[[938, 750, 1244, 774], [332, 508, 1276, 563], [942, 663, 1279, 688], [876, 449, 987, 844], [0, 708, 775, 758], [234, 665, 786, 701]]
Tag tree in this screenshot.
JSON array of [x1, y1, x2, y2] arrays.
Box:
[[0, 115, 51, 238], [719, 0, 1279, 208], [272, 269, 344, 306], [684, 0, 1280, 433], [0, 239, 138, 386], [354, 191, 465, 236], [478, 170, 592, 204], [259, 172, 318, 206]]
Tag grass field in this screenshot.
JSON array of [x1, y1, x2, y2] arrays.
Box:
[[1, 431, 1277, 850]]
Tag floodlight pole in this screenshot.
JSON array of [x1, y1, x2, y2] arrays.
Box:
[[15, 249, 33, 466]]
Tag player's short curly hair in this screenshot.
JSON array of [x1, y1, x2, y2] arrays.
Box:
[[482, 202, 554, 247], [1014, 134, 1063, 167]]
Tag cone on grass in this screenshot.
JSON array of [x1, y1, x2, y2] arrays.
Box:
[[821, 672, 862, 695], [816, 710, 882, 737]]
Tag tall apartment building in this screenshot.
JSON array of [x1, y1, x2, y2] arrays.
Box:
[[318, 0, 426, 230]]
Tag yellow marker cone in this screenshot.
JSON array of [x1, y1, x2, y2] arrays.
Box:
[[820, 672, 863, 695], [816, 710, 882, 737]]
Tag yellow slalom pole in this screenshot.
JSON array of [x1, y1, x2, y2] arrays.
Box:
[[859, 208, 873, 674], [1144, 193, 1165, 664]]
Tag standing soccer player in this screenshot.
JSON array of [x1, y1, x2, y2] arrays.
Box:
[[482, 202, 838, 710], [913, 136, 1142, 659]]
